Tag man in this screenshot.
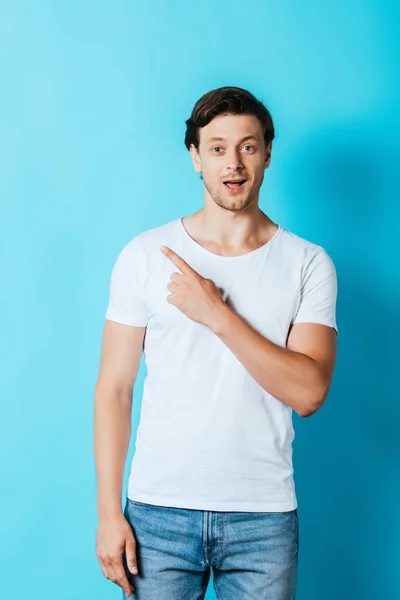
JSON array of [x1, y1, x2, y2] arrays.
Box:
[[94, 85, 338, 599]]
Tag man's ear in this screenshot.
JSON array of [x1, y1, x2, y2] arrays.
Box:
[[189, 143, 202, 174], [264, 141, 272, 169]]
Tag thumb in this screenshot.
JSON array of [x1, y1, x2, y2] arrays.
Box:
[[125, 538, 138, 574]]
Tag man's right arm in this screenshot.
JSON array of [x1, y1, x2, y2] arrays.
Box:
[[94, 319, 146, 519], [93, 319, 146, 596]]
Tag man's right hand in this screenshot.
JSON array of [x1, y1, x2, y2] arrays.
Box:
[[96, 513, 138, 597]]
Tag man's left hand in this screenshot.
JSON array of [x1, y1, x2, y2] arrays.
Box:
[[161, 246, 226, 328]]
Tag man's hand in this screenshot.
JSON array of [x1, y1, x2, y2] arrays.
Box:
[[96, 513, 138, 597], [161, 246, 226, 328]]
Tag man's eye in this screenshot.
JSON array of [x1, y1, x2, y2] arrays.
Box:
[[211, 145, 254, 153]]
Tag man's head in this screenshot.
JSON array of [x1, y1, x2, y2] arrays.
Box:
[[184, 86, 275, 212]]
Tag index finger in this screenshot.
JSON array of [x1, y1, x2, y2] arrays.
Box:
[[161, 246, 198, 277]]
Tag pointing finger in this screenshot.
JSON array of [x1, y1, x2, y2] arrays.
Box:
[[161, 246, 199, 277]]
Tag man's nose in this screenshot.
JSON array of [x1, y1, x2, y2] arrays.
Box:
[[225, 149, 244, 171]]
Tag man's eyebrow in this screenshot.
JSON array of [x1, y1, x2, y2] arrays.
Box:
[[207, 135, 259, 143]]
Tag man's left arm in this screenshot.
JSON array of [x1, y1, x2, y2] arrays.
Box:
[[209, 310, 337, 418], [208, 247, 338, 417]]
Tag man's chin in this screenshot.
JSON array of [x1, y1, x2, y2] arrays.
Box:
[[212, 195, 255, 212]]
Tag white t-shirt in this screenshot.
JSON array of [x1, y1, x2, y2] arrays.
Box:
[[105, 217, 338, 512]]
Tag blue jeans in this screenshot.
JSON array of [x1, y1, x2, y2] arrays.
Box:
[[121, 497, 299, 599]]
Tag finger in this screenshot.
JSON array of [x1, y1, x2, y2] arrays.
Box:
[[166, 294, 178, 306], [169, 271, 184, 283], [125, 539, 138, 575], [109, 558, 135, 596], [113, 565, 135, 596], [161, 246, 198, 277], [102, 557, 115, 581], [101, 556, 133, 594], [97, 557, 110, 580], [167, 281, 179, 294]]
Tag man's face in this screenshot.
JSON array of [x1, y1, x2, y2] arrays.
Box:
[[190, 114, 271, 212]]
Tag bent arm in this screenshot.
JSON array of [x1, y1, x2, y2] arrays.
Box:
[[211, 306, 337, 417]]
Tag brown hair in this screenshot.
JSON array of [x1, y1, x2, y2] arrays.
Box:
[[184, 86, 275, 153]]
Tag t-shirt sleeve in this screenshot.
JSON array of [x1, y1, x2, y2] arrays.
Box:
[[292, 248, 338, 336], [105, 238, 149, 327]]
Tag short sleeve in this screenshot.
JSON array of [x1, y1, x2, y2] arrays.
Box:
[[292, 248, 338, 336], [105, 238, 149, 327]]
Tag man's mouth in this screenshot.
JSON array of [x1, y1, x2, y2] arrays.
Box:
[[223, 179, 247, 190]]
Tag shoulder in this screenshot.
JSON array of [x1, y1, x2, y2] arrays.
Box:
[[277, 227, 335, 271], [111, 218, 180, 282], [123, 218, 180, 256]]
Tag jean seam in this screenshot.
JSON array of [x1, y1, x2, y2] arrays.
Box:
[[213, 580, 222, 600]]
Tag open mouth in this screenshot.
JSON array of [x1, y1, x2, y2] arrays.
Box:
[[223, 179, 247, 190]]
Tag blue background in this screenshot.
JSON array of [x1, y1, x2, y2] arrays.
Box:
[[1, 1, 399, 599]]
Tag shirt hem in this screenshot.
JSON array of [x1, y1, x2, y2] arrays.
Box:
[[105, 312, 148, 326], [126, 492, 298, 513], [292, 318, 338, 336]]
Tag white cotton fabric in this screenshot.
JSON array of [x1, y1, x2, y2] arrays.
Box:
[[105, 217, 338, 512]]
